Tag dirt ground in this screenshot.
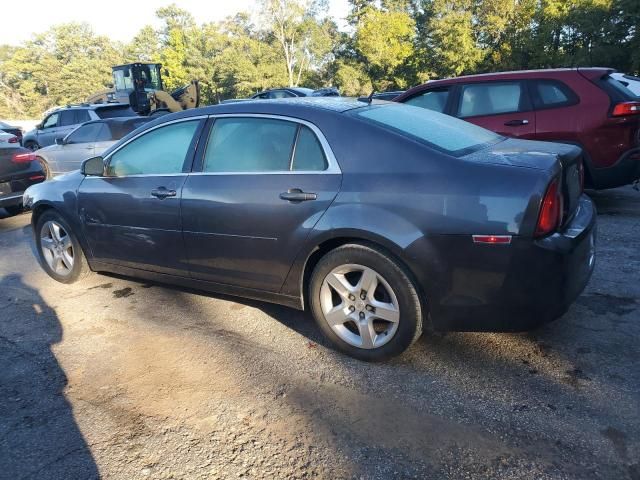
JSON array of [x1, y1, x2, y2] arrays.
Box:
[[0, 187, 638, 480]]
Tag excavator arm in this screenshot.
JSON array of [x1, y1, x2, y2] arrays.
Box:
[[151, 80, 200, 113]]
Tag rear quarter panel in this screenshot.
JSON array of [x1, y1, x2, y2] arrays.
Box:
[[280, 115, 549, 297]]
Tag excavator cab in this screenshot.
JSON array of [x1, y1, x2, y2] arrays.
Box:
[[87, 63, 200, 116], [112, 63, 164, 115]]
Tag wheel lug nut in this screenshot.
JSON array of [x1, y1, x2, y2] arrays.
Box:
[[360, 292, 366, 300], [349, 305, 355, 312], [359, 311, 365, 319], [348, 294, 355, 301], [365, 305, 373, 312]]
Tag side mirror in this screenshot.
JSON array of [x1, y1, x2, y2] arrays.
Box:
[[55, 137, 65, 145], [36, 123, 43, 130], [81, 156, 105, 176]]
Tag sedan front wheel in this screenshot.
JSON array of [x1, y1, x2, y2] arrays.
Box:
[[310, 243, 424, 361], [35, 210, 91, 284]]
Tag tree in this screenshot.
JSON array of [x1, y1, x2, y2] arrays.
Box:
[[0, 23, 123, 118], [259, 0, 337, 87], [354, 7, 416, 89]]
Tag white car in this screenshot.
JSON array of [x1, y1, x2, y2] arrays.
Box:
[[0, 131, 21, 146], [611, 72, 640, 97], [36, 117, 150, 178]]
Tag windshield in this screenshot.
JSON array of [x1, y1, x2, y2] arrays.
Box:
[[352, 103, 502, 157], [137, 64, 162, 91]]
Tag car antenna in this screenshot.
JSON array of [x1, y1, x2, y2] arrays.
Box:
[[366, 91, 376, 104]]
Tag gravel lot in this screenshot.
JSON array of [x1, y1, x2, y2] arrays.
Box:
[[0, 187, 638, 480]]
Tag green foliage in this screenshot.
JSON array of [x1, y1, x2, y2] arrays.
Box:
[[0, 0, 638, 119], [355, 7, 416, 88]]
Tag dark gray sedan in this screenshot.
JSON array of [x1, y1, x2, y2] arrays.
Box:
[[24, 98, 596, 361]]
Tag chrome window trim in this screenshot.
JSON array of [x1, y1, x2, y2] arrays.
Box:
[[89, 113, 341, 179], [192, 113, 341, 175]]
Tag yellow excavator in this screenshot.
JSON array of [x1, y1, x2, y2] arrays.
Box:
[[87, 63, 200, 116]]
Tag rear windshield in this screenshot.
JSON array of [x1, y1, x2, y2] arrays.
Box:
[[110, 119, 151, 140], [352, 103, 502, 157], [96, 106, 138, 119], [601, 75, 637, 100]]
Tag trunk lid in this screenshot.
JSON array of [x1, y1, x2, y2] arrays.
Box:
[[464, 138, 583, 225]]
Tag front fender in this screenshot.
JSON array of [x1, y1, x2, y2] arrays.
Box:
[[24, 171, 90, 255]]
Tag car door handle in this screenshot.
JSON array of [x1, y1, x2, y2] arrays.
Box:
[[151, 187, 177, 199], [504, 119, 530, 126], [279, 188, 317, 202]]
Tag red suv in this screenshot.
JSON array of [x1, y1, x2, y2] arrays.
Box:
[[395, 68, 640, 189]]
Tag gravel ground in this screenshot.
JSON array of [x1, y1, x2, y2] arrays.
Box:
[[0, 186, 638, 480]]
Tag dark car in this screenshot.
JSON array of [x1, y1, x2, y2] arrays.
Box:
[[358, 91, 405, 102], [250, 87, 340, 99], [22, 103, 138, 151], [1, 137, 46, 216], [395, 68, 640, 189], [0, 120, 24, 143], [24, 98, 596, 361]]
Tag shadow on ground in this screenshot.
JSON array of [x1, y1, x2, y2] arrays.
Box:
[[0, 274, 99, 479]]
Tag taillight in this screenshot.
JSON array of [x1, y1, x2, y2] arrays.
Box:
[[535, 178, 563, 238], [8, 136, 19, 143], [612, 101, 640, 117], [11, 152, 36, 163]]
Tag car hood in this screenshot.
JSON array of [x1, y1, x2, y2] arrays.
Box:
[[465, 138, 581, 171]]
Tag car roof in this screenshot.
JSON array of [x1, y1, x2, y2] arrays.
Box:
[[51, 103, 132, 113], [204, 97, 368, 114], [83, 116, 149, 125], [399, 68, 614, 96]]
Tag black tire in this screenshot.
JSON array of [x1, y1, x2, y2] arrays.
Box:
[[4, 205, 24, 216], [34, 210, 91, 284], [36, 156, 50, 179], [309, 243, 423, 362], [24, 141, 40, 151]]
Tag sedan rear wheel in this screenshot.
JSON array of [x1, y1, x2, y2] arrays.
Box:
[[36, 156, 50, 179], [310, 243, 423, 361], [320, 264, 400, 349]]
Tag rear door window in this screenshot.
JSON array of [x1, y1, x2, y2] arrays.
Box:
[[74, 109, 91, 124], [458, 82, 528, 117], [58, 110, 77, 127], [66, 123, 103, 144], [94, 124, 113, 142], [203, 118, 298, 172], [404, 88, 450, 113], [292, 126, 327, 171], [532, 80, 577, 109]]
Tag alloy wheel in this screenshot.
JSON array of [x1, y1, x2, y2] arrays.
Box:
[[40, 220, 74, 276], [319, 263, 400, 349]]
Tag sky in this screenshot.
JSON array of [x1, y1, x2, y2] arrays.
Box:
[[0, 0, 351, 45]]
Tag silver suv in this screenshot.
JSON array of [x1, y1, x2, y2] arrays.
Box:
[[22, 103, 136, 151]]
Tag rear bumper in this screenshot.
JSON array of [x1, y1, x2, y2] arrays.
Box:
[[589, 147, 640, 189], [0, 166, 46, 208], [413, 195, 596, 332]]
